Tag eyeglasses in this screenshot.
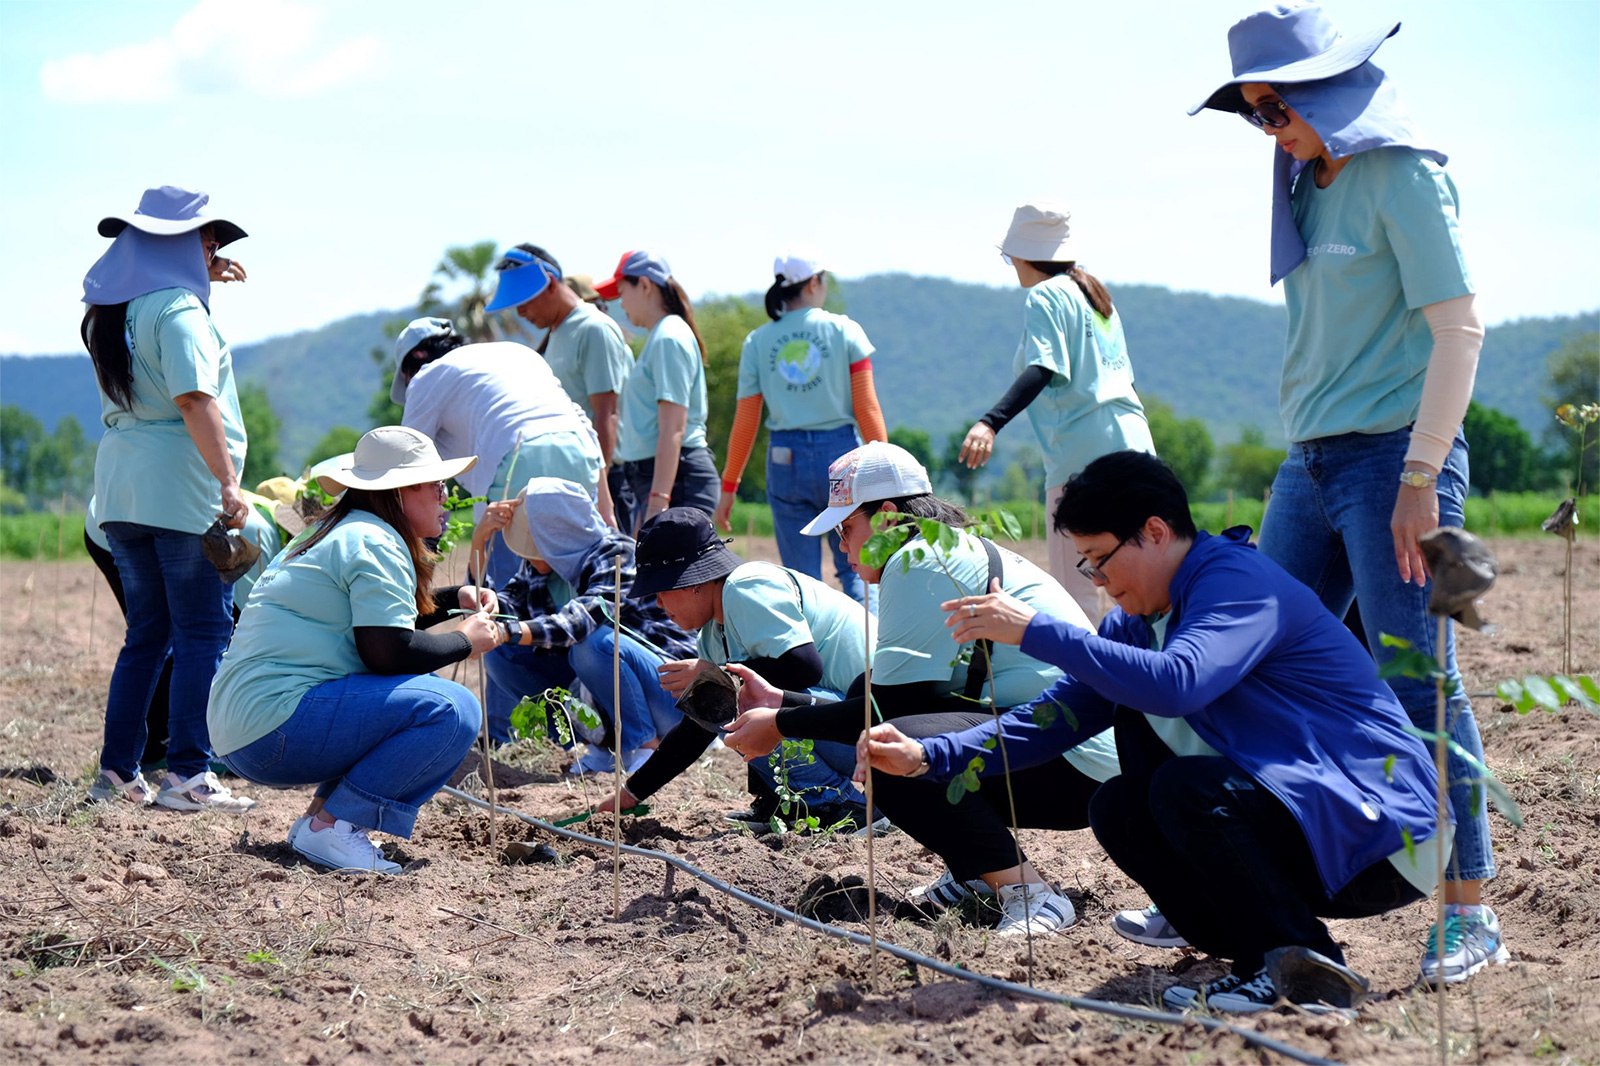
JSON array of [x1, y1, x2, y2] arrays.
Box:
[[202, 238, 221, 261], [408, 480, 447, 502], [1239, 98, 1291, 130], [833, 507, 864, 543], [1075, 535, 1133, 583], [999, 252, 1014, 267]]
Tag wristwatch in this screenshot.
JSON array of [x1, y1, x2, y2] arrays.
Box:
[[1398, 470, 1439, 489], [906, 743, 931, 778], [501, 619, 523, 646]]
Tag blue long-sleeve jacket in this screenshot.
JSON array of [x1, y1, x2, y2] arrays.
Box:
[[920, 527, 1443, 896]]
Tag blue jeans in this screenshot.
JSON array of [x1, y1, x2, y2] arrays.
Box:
[[484, 626, 682, 749], [750, 724, 865, 809], [767, 426, 865, 603], [101, 522, 234, 781], [221, 673, 480, 838], [1258, 428, 1492, 883]]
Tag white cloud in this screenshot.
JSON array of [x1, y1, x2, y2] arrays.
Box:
[[39, 0, 379, 104]]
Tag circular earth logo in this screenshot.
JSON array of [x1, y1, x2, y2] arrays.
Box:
[[776, 339, 821, 385]]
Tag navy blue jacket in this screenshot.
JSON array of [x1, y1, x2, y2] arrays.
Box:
[[920, 528, 1444, 895]]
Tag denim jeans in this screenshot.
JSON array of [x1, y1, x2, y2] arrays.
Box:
[[765, 427, 866, 604], [1257, 428, 1492, 883], [484, 626, 682, 749], [100, 522, 234, 781], [619, 445, 720, 535], [750, 693, 865, 810], [220, 673, 480, 838]]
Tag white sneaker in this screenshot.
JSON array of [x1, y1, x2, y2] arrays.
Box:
[[908, 867, 994, 911], [286, 815, 312, 848], [994, 882, 1076, 937], [1112, 904, 1190, 948], [87, 768, 156, 806], [155, 771, 257, 812], [291, 819, 401, 875]]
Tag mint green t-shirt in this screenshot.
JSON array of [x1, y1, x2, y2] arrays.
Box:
[[1282, 147, 1473, 443], [736, 308, 874, 432], [697, 561, 865, 695], [616, 315, 709, 462], [1013, 276, 1153, 489], [207, 512, 419, 755], [1143, 613, 1223, 759], [544, 302, 634, 424], [92, 288, 247, 535]]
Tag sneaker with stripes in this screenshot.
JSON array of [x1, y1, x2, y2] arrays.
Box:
[[907, 867, 994, 911], [1112, 904, 1189, 948], [994, 882, 1076, 937]]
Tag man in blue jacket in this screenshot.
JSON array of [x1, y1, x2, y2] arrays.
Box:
[[856, 450, 1450, 1013]]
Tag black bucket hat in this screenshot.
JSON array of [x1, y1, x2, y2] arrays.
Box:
[[632, 508, 742, 598]]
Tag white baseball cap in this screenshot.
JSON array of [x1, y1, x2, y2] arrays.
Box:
[[998, 202, 1079, 263], [801, 441, 933, 536], [773, 251, 825, 286]]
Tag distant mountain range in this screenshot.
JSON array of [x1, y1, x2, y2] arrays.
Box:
[[3, 276, 1593, 472]]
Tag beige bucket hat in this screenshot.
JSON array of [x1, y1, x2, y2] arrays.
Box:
[[316, 426, 476, 496], [998, 202, 1079, 263]]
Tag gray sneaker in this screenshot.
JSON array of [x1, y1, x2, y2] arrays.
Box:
[[1112, 904, 1189, 948], [87, 769, 156, 806], [1420, 906, 1510, 985]]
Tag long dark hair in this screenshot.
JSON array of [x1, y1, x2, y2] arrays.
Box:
[[81, 303, 136, 411], [862, 493, 974, 528], [1025, 260, 1113, 318], [294, 486, 438, 615], [763, 271, 822, 321], [627, 275, 706, 364], [399, 332, 467, 381]]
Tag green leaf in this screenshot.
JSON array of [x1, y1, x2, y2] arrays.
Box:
[[1378, 633, 1415, 650], [1383, 754, 1396, 783], [1031, 703, 1059, 729], [1400, 725, 1524, 828], [981, 736, 997, 751], [860, 525, 910, 569], [1522, 675, 1563, 713], [1576, 674, 1600, 707], [945, 776, 969, 804], [1496, 678, 1526, 707], [993, 508, 1022, 540], [1400, 826, 1416, 864], [1553, 675, 1598, 712]]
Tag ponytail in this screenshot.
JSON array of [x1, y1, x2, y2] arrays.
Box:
[[1024, 260, 1114, 319], [764, 275, 808, 321], [81, 303, 136, 412], [658, 277, 707, 365]]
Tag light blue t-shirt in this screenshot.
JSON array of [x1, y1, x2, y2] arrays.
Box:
[[543, 302, 634, 423], [874, 529, 1120, 783], [207, 512, 418, 755], [736, 308, 874, 432], [1282, 147, 1474, 443], [697, 561, 865, 695], [92, 288, 247, 535], [616, 315, 709, 462], [1013, 276, 1153, 489], [1143, 612, 1223, 759]]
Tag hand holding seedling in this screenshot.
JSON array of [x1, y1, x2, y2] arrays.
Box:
[[470, 498, 519, 560], [943, 577, 1036, 645], [457, 612, 501, 658], [722, 707, 783, 760], [596, 786, 640, 814], [854, 722, 924, 783], [1392, 465, 1441, 586], [656, 657, 719, 696]]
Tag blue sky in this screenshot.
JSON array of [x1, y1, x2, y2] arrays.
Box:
[[1, 0, 1595, 356]]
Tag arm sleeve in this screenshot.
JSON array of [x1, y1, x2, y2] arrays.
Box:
[[353, 626, 472, 674], [849, 359, 888, 442], [775, 679, 945, 745], [978, 365, 1054, 432], [415, 586, 463, 630], [741, 643, 823, 690], [720, 394, 765, 491], [1405, 294, 1483, 471], [623, 717, 716, 801]]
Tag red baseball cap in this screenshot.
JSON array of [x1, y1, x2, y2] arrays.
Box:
[[593, 249, 672, 300]]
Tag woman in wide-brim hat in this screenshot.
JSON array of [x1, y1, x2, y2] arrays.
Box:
[[1188, 0, 1496, 990], [208, 427, 505, 875], [956, 203, 1156, 621], [81, 185, 256, 814]]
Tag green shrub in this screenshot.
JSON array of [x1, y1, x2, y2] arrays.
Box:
[[0, 511, 90, 560]]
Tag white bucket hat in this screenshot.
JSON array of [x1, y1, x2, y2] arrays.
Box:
[[998, 202, 1079, 263], [801, 441, 933, 536], [316, 426, 476, 496]]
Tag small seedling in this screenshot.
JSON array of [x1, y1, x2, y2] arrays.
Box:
[[243, 949, 280, 966]]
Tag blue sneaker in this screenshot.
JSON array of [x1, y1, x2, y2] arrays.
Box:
[[1420, 905, 1510, 985]]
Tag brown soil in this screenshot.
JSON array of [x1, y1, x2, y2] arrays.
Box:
[[1, 537, 1596, 1065]]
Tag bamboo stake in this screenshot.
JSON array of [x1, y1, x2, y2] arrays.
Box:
[[861, 592, 878, 990], [474, 544, 497, 855], [1225, 488, 1234, 527], [24, 530, 44, 623], [1433, 613, 1449, 1064], [54, 491, 66, 635], [611, 555, 624, 918]]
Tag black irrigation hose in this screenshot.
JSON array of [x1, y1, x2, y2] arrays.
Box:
[[440, 785, 1339, 1066]]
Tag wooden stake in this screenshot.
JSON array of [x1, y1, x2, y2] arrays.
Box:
[[1225, 488, 1234, 528], [611, 555, 624, 918], [54, 491, 66, 636], [473, 545, 497, 854], [24, 530, 44, 624], [1433, 613, 1449, 1064], [746, 512, 755, 541], [861, 593, 878, 989]]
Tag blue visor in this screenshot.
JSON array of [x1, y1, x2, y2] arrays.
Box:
[[485, 258, 553, 312]]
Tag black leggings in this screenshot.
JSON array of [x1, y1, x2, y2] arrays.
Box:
[[872, 710, 1103, 883], [1089, 708, 1423, 975]]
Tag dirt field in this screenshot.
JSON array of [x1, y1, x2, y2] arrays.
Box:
[[1, 536, 1597, 1065]]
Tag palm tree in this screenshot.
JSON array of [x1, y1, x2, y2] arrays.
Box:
[[420, 241, 528, 343]]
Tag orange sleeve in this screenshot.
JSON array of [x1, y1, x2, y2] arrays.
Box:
[[849, 358, 888, 442], [720, 394, 765, 492]]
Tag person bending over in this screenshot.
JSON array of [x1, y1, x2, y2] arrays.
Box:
[[857, 450, 1449, 1013], [723, 441, 1121, 936]]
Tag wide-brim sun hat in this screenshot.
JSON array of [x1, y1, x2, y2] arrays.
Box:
[[1188, 1, 1399, 116], [316, 426, 476, 496], [998, 202, 1079, 263], [631, 507, 743, 599], [566, 274, 602, 303], [98, 186, 246, 248], [503, 486, 543, 561], [390, 317, 457, 406], [484, 248, 557, 313], [800, 440, 933, 536]]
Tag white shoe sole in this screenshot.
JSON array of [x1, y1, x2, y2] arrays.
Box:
[[1113, 926, 1190, 949], [1422, 942, 1511, 986], [155, 791, 257, 813], [290, 836, 401, 875]]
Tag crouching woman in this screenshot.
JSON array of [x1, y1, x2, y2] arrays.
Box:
[[209, 427, 503, 874]]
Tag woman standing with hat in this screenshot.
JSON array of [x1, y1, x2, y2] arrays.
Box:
[[1189, 0, 1496, 985], [595, 251, 718, 532], [711, 253, 887, 604], [957, 204, 1154, 619], [209, 427, 501, 874], [81, 185, 255, 812]]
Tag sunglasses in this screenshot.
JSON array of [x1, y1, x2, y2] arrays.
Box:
[[1075, 534, 1133, 583], [1239, 98, 1291, 130]]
